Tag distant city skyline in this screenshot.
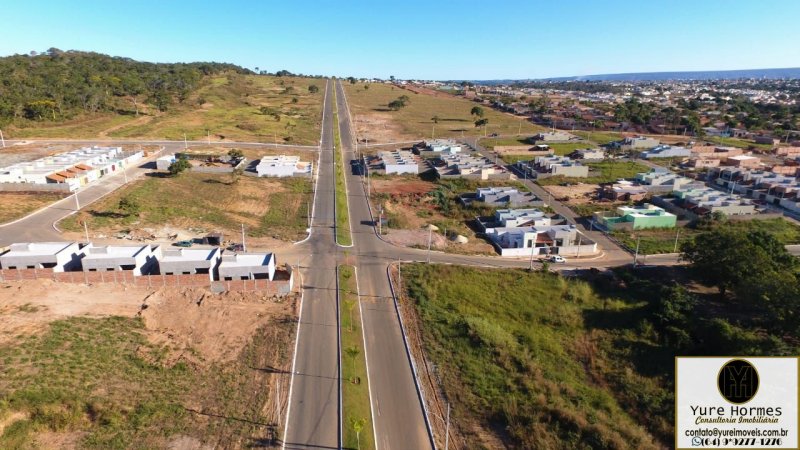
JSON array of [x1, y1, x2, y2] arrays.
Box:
[[2, 0, 799, 80]]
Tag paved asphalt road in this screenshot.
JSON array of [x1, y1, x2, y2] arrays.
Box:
[[282, 79, 340, 449], [335, 80, 434, 450], [5, 81, 800, 450]]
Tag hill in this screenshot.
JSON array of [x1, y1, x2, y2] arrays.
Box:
[[0, 50, 325, 144], [0, 49, 250, 124]]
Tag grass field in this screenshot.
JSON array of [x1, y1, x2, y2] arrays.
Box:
[[572, 130, 623, 145], [59, 171, 312, 242], [0, 192, 66, 224], [339, 266, 375, 450], [401, 264, 666, 448], [478, 136, 530, 149], [0, 315, 293, 448], [611, 218, 800, 254], [343, 82, 545, 141], [705, 136, 775, 151], [537, 160, 650, 186], [9, 74, 324, 145], [333, 89, 353, 246]]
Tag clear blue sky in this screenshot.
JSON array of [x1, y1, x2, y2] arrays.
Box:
[[1, 0, 799, 80]]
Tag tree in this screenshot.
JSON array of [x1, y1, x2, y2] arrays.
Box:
[[350, 417, 366, 450], [364, 84, 370, 91], [431, 115, 440, 124], [343, 299, 355, 332], [475, 118, 489, 129], [308, 85, 320, 94], [227, 149, 244, 159], [345, 346, 360, 382], [118, 197, 140, 217], [230, 166, 244, 185], [168, 155, 191, 176], [347, 77, 357, 84], [388, 99, 405, 111], [680, 227, 795, 298], [470, 106, 485, 118]]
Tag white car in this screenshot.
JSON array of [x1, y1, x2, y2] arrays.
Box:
[[548, 255, 566, 263]]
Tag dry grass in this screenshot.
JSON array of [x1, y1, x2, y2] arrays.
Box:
[[343, 82, 545, 142], [10, 74, 324, 145], [0, 192, 66, 224]]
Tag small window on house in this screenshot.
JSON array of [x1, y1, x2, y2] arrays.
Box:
[[183, 272, 191, 275], [42, 262, 57, 268], [107, 268, 115, 271], [240, 276, 249, 280], [27, 265, 35, 269], [224, 276, 233, 281], [196, 268, 209, 274], [120, 264, 136, 271]]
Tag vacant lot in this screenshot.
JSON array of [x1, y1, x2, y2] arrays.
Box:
[[611, 217, 800, 255], [0, 280, 298, 449], [10, 74, 324, 145], [0, 192, 66, 224], [60, 171, 312, 243], [370, 175, 529, 255], [343, 82, 545, 142], [537, 160, 650, 186], [400, 264, 662, 449]]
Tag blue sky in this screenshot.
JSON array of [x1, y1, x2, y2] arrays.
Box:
[[1, 0, 799, 80]]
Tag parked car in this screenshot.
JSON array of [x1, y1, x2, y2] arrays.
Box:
[[227, 243, 245, 252], [549, 255, 566, 263], [174, 240, 193, 247], [489, 132, 499, 137]]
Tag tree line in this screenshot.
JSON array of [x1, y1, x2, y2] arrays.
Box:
[[0, 49, 251, 125]]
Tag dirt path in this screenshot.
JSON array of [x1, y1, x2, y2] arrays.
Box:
[[97, 114, 153, 138]]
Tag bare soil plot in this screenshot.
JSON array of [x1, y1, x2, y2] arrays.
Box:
[[343, 82, 544, 143], [0, 280, 298, 448]]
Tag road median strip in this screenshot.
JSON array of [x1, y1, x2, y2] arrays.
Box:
[[338, 265, 375, 450], [333, 85, 353, 246]]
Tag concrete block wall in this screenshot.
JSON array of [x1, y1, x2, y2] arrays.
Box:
[[0, 267, 292, 295]]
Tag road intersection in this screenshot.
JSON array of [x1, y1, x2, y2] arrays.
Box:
[[0, 78, 701, 450]]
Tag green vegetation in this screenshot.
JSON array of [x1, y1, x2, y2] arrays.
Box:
[[611, 218, 800, 255], [547, 142, 596, 155], [0, 192, 65, 224], [59, 171, 312, 241], [402, 261, 799, 448], [333, 88, 353, 246], [0, 49, 248, 125], [537, 160, 650, 185], [0, 316, 294, 448], [478, 136, 530, 149], [2, 51, 323, 144], [572, 130, 623, 145], [705, 136, 774, 151], [343, 82, 545, 140], [338, 266, 375, 450], [682, 227, 800, 334]]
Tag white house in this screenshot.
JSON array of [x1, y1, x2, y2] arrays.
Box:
[[81, 244, 161, 276], [494, 209, 551, 227], [379, 150, 420, 175], [0, 242, 85, 272], [218, 252, 276, 280], [158, 247, 222, 281], [256, 155, 312, 177]]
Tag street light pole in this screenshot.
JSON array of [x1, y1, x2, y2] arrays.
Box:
[[241, 224, 247, 253], [74, 190, 80, 211], [0, 128, 5, 148], [673, 229, 681, 253], [184, 133, 187, 149], [633, 236, 641, 266], [528, 238, 536, 271]]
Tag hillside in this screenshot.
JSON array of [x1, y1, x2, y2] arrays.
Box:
[[0, 50, 324, 144]]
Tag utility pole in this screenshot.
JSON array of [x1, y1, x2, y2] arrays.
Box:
[[633, 236, 641, 266], [207, 129, 211, 146], [83, 220, 89, 242], [307, 201, 311, 229], [184, 133, 188, 149], [241, 224, 247, 253], [528, 238, 536, 271], [673, 229, 681, 253], [445, 402, 451, 450], [518, 120, 522, 136], [74, 190, 80, 211], [427, 226, 433, 263], [576, 233, 582, 259], [0, 128, 5, 148]]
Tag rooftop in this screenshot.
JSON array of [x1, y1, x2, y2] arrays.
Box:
[[219, 252, 274, 267], [3, 242, 75, 257]]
